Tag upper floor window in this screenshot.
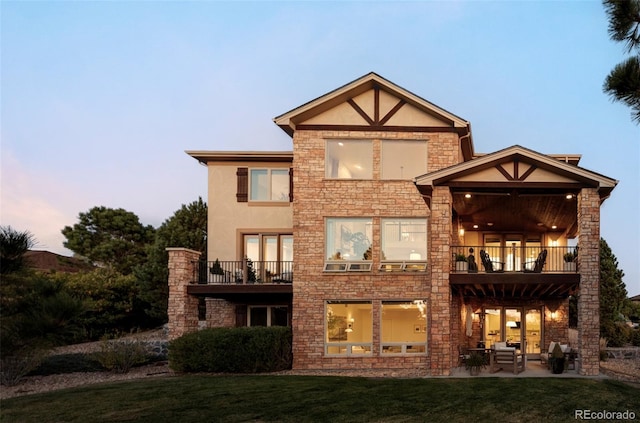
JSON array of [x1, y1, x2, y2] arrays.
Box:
[[381, 140, 427, 180], [381, 218, 427, 260], [325, 140, 373, 179], [250, 169, 290, 201], [325, 218, 372, 271]]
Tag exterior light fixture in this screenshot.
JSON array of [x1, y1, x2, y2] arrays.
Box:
[[566, 194, 573, 200], [473, 224, 479, 229], [464, 193, 472, 199]]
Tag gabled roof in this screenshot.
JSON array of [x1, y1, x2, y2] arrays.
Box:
[[415, 144, 618, 200], [273, 72, 473, 156]]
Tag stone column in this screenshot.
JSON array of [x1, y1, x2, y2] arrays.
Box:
[[429, 186, 453, 375], [167, 247, 201, 340], [577, 188, 600, 376]]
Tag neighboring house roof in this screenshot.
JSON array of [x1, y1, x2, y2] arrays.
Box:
[[630, 294, 640, 302], [273, 72, 474, 159], [24, 250, 94, 273]]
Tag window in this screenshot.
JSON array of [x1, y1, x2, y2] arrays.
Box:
[[325, 140, 373, 179], [325, 301, 372, 355], [381, 301, 427, 354], [248, 306, 289, 327], [250, 168, 290, 201], [381, 140, 427, 179], [380, 219, 427, 271], [243, 234, 293, 281], [325, 218, 372, 271]]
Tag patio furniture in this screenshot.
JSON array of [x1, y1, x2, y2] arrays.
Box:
[[458, 346, 470, 367], [480, 250, 505, 273], [540, 342, 572, 369], [523, 249, 548, 273], [540, 341, 557, 367], [490, 345, 525, 374], [272, 272, 293, 283], [467, 248, 478, 273]]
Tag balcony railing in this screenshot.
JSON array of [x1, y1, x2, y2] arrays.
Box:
[[451, 245, 578, 273], [194, 259, 293, 284]]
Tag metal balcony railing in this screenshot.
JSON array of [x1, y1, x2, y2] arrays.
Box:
[[451, 245, 579, 273], [194, 259, 293, 284]]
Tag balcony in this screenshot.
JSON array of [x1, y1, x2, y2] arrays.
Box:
[[188, 259, 293, 300], [450, 245, 578, 274], [449, 246, 580, 300], [193, 259, 293, 284]]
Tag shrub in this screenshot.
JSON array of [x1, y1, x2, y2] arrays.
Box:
[[29, 353, 103, 376], [602, 321, 632, 347], [94, 339, 151, 374], [632, 328, 640, 347], [0, 348, 46, 386], [169, 326, 292, 373]]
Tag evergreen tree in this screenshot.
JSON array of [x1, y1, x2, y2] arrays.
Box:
[[603, 0, 640, 124], [61, 206, 155, 275], [134, 198, 207, 325], [599, 238, 629, 346], [0, 226, 36, 274]]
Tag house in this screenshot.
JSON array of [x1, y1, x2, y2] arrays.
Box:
[[24, 250, 94, 273], [167, 72, 617, 376]]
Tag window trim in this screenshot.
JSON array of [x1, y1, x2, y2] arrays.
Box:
[[247, 305, 290, 327], [380, 300, 428, 356], [325, 139, 373, 180], [325, 300, 373, 357], [248, 168, 291, 202], [380, 139, 428, 180], [378, 261, 427, 272]]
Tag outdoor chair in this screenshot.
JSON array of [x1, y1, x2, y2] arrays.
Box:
[[490, 345, 525, 374], [480, 250, 504, 273], [523, 249, 548, 273], [458, 345, 470, 367]]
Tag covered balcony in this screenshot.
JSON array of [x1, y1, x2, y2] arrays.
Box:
[[187, 259, 293, 298]]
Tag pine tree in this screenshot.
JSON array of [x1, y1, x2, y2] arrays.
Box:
[[603, 0, 640, 124], [599, 238, 629, 346]]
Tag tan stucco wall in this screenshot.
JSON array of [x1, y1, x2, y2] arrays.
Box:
[[207, 162, 293, 262]]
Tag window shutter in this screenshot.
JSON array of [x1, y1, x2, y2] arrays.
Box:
[[236, 167, 248, 202], [289, 167, 294, 202]]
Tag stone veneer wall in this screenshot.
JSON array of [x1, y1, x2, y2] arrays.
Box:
[[430, 187, 454, 375], [291, 130, 460, 374], [577, 188, 601, 375], [205, 298, 236, 328], [167, 248, 201, 341]]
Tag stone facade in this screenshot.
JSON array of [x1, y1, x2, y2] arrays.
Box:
[[167, 248, 201, 341], [577, 188, 601, 375], [205, 298, 236, 328], [291, 130, 460, 374]]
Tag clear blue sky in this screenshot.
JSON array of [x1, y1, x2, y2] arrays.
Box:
[[2, 1, 639, 295]]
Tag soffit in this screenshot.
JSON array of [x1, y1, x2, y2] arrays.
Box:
[[186, 151, 293, 165]]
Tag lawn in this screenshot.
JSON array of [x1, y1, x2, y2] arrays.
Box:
[[1, 375, 638, 423]]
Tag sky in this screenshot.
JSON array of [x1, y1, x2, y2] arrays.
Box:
[[1, 1, 639, 296]]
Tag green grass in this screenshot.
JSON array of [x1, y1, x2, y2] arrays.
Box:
[[1, 376, 638, 423]]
